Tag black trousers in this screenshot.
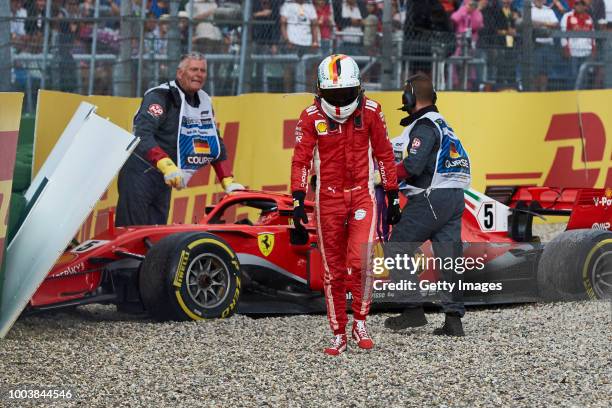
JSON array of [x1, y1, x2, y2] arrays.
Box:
[[115, 156, 171, 227], [389, 188, 465, 317]]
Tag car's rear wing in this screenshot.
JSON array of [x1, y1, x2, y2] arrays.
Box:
[[485, 186, 612, 231]]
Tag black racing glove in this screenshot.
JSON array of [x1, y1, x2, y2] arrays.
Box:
[[386, 190, 402, 225], [292, 191, 308, 232]]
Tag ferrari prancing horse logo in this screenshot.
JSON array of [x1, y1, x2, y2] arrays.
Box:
[[257, 233, 275, 257]]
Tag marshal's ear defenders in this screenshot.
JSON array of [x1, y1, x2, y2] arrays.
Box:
[[400, 81, 416, 112], [399, 79, 437, 112]]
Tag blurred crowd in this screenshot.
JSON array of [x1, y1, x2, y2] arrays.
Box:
[[8, 0, 612, 96]]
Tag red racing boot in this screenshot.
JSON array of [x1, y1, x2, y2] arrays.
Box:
[[352, 319, 374, 350], [324, 334, 348, 356]]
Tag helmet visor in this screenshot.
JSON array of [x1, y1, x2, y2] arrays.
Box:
[[320, 86, 360, 107]]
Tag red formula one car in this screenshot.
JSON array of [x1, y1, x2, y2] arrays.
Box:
[[29, 187, 612, 320]]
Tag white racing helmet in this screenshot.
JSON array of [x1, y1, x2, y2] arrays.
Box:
[[317, 54, 361, 123]]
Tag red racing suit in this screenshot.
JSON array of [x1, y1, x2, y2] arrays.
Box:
[[290, 96, 398, 334]]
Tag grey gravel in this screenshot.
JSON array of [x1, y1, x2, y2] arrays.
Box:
[[1, 301, 610, 408], [2, 223, 610, 407]]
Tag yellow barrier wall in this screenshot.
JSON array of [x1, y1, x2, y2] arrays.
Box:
[[35, 90, 612, 238]]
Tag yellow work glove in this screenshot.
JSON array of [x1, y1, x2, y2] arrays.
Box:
[[221, 176, 245, 193], [156, 158, 185, 189]]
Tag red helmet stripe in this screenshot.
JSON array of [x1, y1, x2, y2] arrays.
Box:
[[328, 54, 347, 85]]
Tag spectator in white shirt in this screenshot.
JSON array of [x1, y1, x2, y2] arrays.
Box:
[[337, 0, 363, 55], [281, 0, 320, 50], [280, 0, 320, 92], [603, 0, 612, 27], [561, 0, 596, 83], [192, 0, 225, 54], [10, 0, 27, 42], [531, 0, 559, 90]]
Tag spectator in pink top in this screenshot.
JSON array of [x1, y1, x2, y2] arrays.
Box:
[[450, 0, 484, 89], [451, 0, 484, 50]]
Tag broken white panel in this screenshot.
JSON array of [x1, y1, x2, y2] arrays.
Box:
[[27, 101, 97, 202], [0, 111, 138, 338]]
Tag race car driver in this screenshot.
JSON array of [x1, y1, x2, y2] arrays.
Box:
[[384, 74, 471, 336], [290, 54, 402, 355], [116, 52, 243, 227]]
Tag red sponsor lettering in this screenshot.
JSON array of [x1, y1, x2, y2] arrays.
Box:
[[1, 191, 5, 233], [172, 197, 189, 224], [486, 172, 542, 180], [543, 113, 604, 187], [212, 192, 225, 205], [79, 212, 94, 242], [486, 112, 609, 188], [188, 164, 212, 188], [284, 119, 299, 149], [222, 122, 239, 172], [94, 210, 108, 235], [192, 194, 207, 223], [262, 184, 288, 192], [0, 131, 19, 180]]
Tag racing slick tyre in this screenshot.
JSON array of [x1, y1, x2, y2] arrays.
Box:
[[537, 229, 612, 301], [139, 232, 241, 321]]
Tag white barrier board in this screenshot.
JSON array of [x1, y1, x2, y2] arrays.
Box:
[[26, 102, 96, 202], [0, 109, 138, 338]]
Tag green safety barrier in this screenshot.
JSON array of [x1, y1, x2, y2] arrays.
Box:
[[0, 113, 33, 317]]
